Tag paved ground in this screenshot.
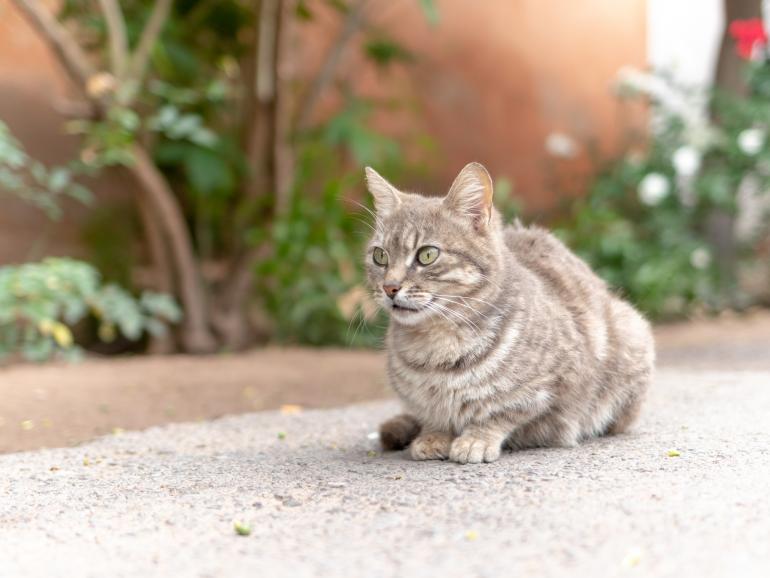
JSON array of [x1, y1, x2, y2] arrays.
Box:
[[1, 369, 769, 577]]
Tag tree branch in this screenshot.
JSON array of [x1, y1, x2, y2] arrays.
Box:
[[129, 0, 173, 85], [273, 0, 296, 215], [256, 0, 280, 103], [130, 145, 218, 353], [296, 0, 369, 130], [11, 0, 97, 90], [96, 0, 128, 77]]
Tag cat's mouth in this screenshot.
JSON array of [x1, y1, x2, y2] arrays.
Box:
[[390, 296, 431, 316]]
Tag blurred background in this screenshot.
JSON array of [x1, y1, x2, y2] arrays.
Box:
[[2, 0, 770, 449]]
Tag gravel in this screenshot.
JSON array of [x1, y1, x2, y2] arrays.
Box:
[[1, 369, 769, 578]]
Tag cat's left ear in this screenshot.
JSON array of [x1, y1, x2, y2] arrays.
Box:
[[365, 167, 402, 217], [443, 162, 494, 230]]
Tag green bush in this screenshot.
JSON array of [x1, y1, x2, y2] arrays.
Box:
[[558, 160, 720, 318], [0, 258, 181, 362], [559, 68, 770, 319], [1, 117, 182, 362]]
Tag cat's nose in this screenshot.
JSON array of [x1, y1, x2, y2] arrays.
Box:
[[382, 283, 401, 299]]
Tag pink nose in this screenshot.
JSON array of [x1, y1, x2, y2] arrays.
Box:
[[382, 283, 401, 299]]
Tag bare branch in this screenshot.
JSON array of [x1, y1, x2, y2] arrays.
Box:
[[256, 0, 280, 103], [296, 0, 369, 130], [130, 145, 218, 353], [96, 0, 129, 77], [129, 0, 173, 84], [273, 0, 296, 214], [11, 0, 97, 90]]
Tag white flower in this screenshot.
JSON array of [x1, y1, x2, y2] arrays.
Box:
[[545, 132, 578, 159], [690, 247, 711, 269], [738, 128, 765, 156], [615, 66, 710, 138], [638, 173, 670, 206], [672, 146, 701, 177]]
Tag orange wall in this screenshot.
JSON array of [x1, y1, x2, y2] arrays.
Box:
[[299, 0, 647, 211]]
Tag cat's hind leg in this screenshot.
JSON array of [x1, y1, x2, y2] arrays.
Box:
[[379, 413, 421, 451], [605, 389, 646, 435]]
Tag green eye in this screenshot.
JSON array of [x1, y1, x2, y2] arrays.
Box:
[[416, 246, 439, 265], [372, 247, 388, 266]]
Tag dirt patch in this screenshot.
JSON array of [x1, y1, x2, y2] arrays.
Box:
[[0, 347, 389, 454], [2, 310, 770, 455], [654, 309, 770, 370]]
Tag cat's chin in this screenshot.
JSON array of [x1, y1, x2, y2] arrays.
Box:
[[388, 304, 431, 326]]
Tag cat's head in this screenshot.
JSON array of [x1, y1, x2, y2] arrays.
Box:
[[364, 162, 505, 327]]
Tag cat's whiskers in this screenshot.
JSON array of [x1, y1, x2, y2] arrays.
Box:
[[431, 296, 488, 322], [425, 299, 482, 337], [346, 306, 368, 345], [421, 300, 476, 337], [407, 291, 486, 325], [352, 216, 376, 233], [349, 200, 384, 236], [431, 294, 500, 318]]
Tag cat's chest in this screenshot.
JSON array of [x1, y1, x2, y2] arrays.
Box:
[[388, 323, 492, 368], [387, 347, 500, 431]]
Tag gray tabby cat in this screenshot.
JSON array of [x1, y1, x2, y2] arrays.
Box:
[[364, 162, 654, 464]]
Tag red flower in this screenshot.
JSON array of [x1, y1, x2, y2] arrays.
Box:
[[729, 18, 768, 60]]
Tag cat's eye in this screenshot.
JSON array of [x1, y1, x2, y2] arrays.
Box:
[[416, 246, 440, 266], [372, 247, 388, 266]]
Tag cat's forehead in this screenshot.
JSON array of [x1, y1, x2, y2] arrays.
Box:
[[374, 197, 447, 248]]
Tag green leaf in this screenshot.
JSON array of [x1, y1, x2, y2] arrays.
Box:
[[48, 167, 71, 192], [183, 147, 235, 197], [418, 0, 440, 26], [66, 183, 93, 204], [364, 39, 414, 68], [296, 0, 313, 20]]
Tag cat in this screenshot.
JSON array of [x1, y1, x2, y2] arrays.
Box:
[[364, 162, 654, 464]]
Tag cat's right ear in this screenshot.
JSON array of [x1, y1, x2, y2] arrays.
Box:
[[443, 162, 494, 231], [365, 167, 401, 217]]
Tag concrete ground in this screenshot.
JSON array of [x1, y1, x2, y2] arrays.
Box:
[[2, 369, 769, 578]]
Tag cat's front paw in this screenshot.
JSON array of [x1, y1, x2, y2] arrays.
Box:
[[449, 435, 501, 464], [410, 432, 453, 461]]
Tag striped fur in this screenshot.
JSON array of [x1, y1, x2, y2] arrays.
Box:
[[364, 163, 655, 464]]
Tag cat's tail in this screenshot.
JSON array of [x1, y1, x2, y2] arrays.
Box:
[[379, 414, 421, 451]]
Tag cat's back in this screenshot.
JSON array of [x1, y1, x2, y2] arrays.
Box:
[[503, 222, 608, 307], [504, 221, 653, 368]]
